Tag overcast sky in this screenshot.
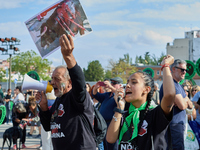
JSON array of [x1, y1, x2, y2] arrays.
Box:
[[0, 0, 200, 70]]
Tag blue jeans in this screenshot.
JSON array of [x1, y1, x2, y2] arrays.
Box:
[[5, 103, 11, 123], [103, 137, 118, 150], [98, 142, 104, 150], [167, 123, 185, 150]]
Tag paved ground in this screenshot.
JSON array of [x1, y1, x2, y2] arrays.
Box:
[[0, 123, 41, 150]]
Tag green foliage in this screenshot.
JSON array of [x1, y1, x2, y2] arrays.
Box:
[[144, 52, 151, 64], [105, 70, 112, 79], [108, 54, 137, 83], [135, 52, 166, 65], [9, 50, 52, 81], [157, 52, 166, 64], [83, 52, 166, 83], [0, 68, 7, 82], [83, 60, 104, 81]]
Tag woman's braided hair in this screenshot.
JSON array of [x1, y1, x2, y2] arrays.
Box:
[[135, 71, 154, 136]]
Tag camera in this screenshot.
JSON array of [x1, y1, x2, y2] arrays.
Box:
[[98, 82, 106, 87]]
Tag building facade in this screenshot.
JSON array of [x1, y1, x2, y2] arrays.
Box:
[[167, 30, 200, 63]]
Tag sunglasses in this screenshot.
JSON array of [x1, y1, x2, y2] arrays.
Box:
[[175, 67, 187, 73], [111, 81, 120, 85], [192, 89, 197, 92]]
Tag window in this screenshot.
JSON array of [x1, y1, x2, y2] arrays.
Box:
[[157, 70, 159, 75]]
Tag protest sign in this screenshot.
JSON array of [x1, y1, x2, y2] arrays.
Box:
[[25, 0, 92, 58]]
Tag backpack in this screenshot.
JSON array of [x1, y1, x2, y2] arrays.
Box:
[[79, 105, 107, 146]]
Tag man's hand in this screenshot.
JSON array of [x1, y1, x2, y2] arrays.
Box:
[[161, 54, 174, 66], [174, 94, 191, 110], [93, 81, 101, 95], [60, 34, 74, 57], [104, 80, 112, 89], [187, 98, 194, 109], [35, 91, 48, 111], [59, 34, 76, 69]]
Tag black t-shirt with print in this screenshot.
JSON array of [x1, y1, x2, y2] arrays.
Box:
[[12, 103, 29, 126], [5, 94, 11, 104], [39, 64, 96, 150], [119, 105, 172, 150]]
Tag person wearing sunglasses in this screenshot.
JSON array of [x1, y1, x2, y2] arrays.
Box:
[[190, 85, 200, 100], [183, 85, 190, 97], [159, 59, 193, 149]]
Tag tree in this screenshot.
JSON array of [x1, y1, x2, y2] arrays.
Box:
[[122, 53, 132, 65], [0, 68, 7, 82], [135, 56, 139, 64], [144, 52, 151, 65], [83, 60, 104, 81], [151, 52, 165, 65], [108, 53, 137, 83], [157, 52, 166, 65], [10, 50, 52, 80], [104, 70, 112, 79], [135, 55, 145, 64], [135, 52, 166, 66], [151, 54, 159, 65]]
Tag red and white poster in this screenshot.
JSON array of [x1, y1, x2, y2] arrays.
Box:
[[25, 0, 92, 58]]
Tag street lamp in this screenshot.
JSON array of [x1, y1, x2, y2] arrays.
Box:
[[0, 37, 20, 90]]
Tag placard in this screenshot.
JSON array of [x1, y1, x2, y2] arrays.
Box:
[[25, 0, 92, 58]]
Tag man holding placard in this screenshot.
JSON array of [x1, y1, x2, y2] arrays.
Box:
[[37, 34, 96, 150]]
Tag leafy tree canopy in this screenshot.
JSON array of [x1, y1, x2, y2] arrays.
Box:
[[135, 52, 166, 65], [107, 54, 137, 83], [83, 60, 104, 81], [104, 70, 112, 80], [9, 50, 52, 81], [0, 68, 7, 82]]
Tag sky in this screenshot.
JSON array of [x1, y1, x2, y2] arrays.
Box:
[[0, 0, 200, 71]]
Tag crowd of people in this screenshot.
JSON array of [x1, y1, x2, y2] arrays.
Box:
[[1, 33, 200, 150], [0, 85, 56, 150]]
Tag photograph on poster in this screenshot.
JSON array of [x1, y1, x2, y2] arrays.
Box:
[[25, 0, 92, 58]]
